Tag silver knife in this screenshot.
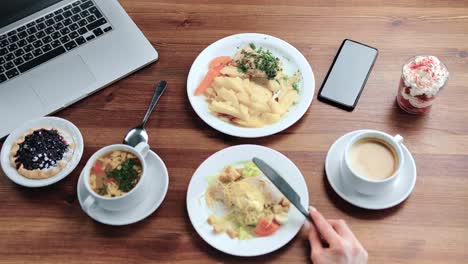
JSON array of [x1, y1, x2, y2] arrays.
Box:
[[253, 157, 314, 224]]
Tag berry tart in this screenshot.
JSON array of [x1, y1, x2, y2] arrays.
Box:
[[9, 128, 75, 179]]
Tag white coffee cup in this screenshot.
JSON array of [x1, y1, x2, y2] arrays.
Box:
[[82, 142, 149, 212], [341, 130, 404, 195]]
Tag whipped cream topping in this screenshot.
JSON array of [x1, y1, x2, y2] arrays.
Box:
[[402, 55, 449, 98]]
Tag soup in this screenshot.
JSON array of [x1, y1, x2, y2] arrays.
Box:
[[89, 150, 143, 197]]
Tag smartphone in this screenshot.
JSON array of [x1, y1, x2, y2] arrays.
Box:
[[318, 39, 378, 111]]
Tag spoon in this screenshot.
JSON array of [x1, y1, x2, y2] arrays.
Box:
[[123, 80, 167, 147]]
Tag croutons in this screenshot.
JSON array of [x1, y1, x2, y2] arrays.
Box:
[[227, 229, 238, 239], [213, 224, 225, 234], [207, 215, 217, 225], [280, 198, 291, 209], [218, 166, 242, 183], [272, 204, 283, 214]]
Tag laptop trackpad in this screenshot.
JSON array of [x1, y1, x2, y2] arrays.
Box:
[[0, 79, 47, 137], [29, 54, 96, 111]]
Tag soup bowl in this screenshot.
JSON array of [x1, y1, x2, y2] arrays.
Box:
[[82, 142, 149, 212]]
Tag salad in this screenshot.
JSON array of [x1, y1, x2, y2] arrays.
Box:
[[205, 162, 291, 239]]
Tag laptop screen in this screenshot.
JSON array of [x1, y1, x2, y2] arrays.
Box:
[[0, 0, 63, 28]]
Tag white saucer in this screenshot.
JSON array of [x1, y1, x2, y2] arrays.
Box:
[[325, 130, 417, 210], [1, 117, 84, 187], [77, 150, 169, 225]]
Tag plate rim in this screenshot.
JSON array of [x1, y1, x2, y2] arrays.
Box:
[[0, 116, 84, 187], [186, 144, 309, 257], [187, 32, 315, 138], [77, 150, 169, 226], [325, 130, 417, 210]]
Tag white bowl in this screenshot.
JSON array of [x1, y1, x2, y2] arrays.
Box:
[[1, 117, 84, 187], [187, 33, 315, 138]]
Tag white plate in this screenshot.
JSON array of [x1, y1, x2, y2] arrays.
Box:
[[186, 144, 309, 257], [325, 130, 417, 210], [77, 150, 169, 226], [0, 117, 84, 187], [187, 33, 315, 138]]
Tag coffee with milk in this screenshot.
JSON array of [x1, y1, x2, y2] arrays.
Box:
[[348, 137, 399, 180]]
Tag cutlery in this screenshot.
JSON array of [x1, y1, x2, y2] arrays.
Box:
[[123, 80, 167, 147], [252, 157, 315, 224]]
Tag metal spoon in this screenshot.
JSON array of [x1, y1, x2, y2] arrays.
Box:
[[123, 80, 167, 147]]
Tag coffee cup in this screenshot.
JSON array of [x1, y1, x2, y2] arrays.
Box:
[[82, 142, 149, 212], [341, 130, 404, 195]]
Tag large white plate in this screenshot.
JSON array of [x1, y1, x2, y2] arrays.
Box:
[[0, 117, 84, 187], [186, 144, 309, 257], [187, 33, 315, 138]]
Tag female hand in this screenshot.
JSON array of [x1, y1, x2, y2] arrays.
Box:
[[307, 207, 368, 264]]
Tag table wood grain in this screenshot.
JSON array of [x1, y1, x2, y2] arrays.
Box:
[[1, 0, 468, 263]]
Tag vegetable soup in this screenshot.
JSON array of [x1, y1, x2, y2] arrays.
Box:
[[89, 150, 143, 197]]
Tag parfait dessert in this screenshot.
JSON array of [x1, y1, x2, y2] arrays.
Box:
[[397, 55, 449, 114]]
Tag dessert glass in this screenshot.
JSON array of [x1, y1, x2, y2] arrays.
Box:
[[396, 55, 449, 114]]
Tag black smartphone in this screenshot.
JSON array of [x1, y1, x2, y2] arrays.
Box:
[[318, 39, 378, 111]]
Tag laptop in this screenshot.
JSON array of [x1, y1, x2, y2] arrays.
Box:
[[0, 0, 158, 138]]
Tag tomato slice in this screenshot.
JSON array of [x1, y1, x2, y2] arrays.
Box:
[[92, 161, 103, 173], [254, 217, 280, 237]]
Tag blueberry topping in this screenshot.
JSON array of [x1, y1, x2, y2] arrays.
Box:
[[14, 129, 69, 170]]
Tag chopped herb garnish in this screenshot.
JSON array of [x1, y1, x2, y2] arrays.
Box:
[[292, 82, 299, 91], [249, 43, 256, 50], [236, 46, 280, 79], [97, 187, 107, 195], [237, 60, 248, 73], [106, 159, 139, 192]]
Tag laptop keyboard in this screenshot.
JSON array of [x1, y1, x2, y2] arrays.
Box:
[[0, 0, 113, 84]]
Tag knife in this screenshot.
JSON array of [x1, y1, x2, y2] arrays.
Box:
[[253, 157, 314, 224]]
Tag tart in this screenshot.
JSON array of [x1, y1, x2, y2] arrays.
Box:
[[9, 128, 75, 179]]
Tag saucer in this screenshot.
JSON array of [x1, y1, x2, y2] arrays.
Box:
[[1, 117, 84, 187], [325, 130, 417, 210], [77, 150, 169, 225]]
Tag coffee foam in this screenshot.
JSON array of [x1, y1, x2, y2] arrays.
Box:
[[348, 138, 398, 180]]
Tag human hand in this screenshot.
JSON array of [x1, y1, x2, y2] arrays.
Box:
[[307, 207, 368, 264]]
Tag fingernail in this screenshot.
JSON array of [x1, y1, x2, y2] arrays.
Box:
[[309, 206, 317, 212]]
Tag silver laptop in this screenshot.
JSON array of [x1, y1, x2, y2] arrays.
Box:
[[0, 0, 158, 138]]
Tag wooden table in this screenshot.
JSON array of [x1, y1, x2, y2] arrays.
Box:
[[1, 1, 468, 263]]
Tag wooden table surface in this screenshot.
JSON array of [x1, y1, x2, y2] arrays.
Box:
[[1, 0, 468, 263]]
